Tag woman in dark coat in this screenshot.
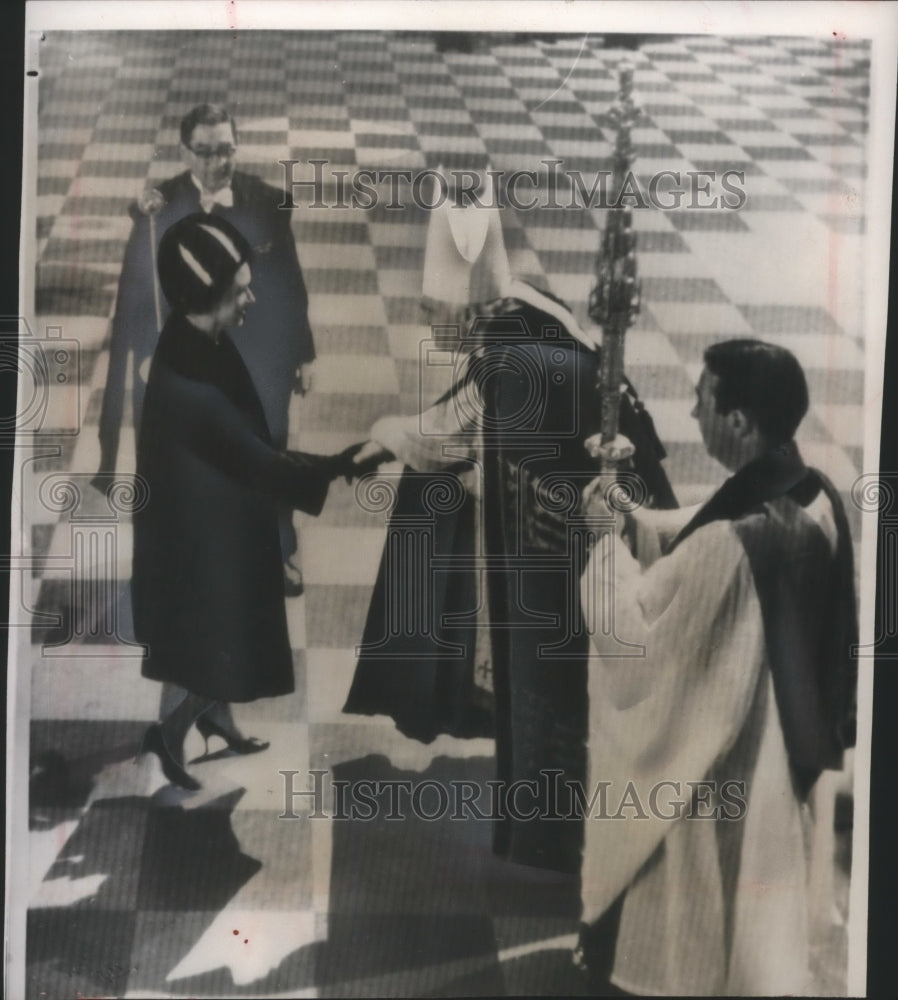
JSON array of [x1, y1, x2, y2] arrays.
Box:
[[133, 213, 358, 790]]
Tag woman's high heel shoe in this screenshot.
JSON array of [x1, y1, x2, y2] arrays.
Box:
[[139, 723, 201, 791], [195, 715, 270, 756]]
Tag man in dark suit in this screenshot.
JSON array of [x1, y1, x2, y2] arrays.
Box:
[[97, 103, 316, 593]]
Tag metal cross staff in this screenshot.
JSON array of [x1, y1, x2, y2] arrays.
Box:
[[572, 60, 647, 691], [587, 61, 642, 463], [137, 186, 166, 332]]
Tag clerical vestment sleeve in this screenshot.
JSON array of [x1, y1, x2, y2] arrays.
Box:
[[616, 502, 706, 570], [370, 395, 479, 475], [579, 521, 766, 922]]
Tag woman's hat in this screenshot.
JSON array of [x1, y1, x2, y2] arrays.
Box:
[[157, 213, 252, 314]]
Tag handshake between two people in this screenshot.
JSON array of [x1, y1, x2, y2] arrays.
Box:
[[295, 431, 638, 492], [289, 439, 396, 485]]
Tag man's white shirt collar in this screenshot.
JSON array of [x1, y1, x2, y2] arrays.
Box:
[[190, 173, 234, 212]]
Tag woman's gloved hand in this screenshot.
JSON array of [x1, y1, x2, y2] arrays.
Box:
[[351, 439, 396, 474], [332, 441, 395, 483], [287, 442, 395, 485]]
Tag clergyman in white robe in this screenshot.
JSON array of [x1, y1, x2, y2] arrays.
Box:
[[578, 342, 856, 995]]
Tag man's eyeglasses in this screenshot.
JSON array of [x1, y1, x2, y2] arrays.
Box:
[[187, 144, 237, 160]]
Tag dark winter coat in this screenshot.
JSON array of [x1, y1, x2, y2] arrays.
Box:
[[132, 313, 331, 702]]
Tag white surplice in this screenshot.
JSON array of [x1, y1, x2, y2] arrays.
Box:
[[580, 503, 838, 996]]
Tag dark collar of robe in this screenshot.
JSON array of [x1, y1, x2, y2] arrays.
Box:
[[671, 440, 858, 797]]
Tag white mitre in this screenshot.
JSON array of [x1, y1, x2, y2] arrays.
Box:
[[420, 167, 599, 350], [421, 168, 512, 307]]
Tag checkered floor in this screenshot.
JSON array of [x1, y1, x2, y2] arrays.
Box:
[[18, 29, 869, 998]]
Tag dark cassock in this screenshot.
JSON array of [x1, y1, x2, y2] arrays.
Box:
[[344, 280, 676, 874], [99, 169, 315, 557]]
